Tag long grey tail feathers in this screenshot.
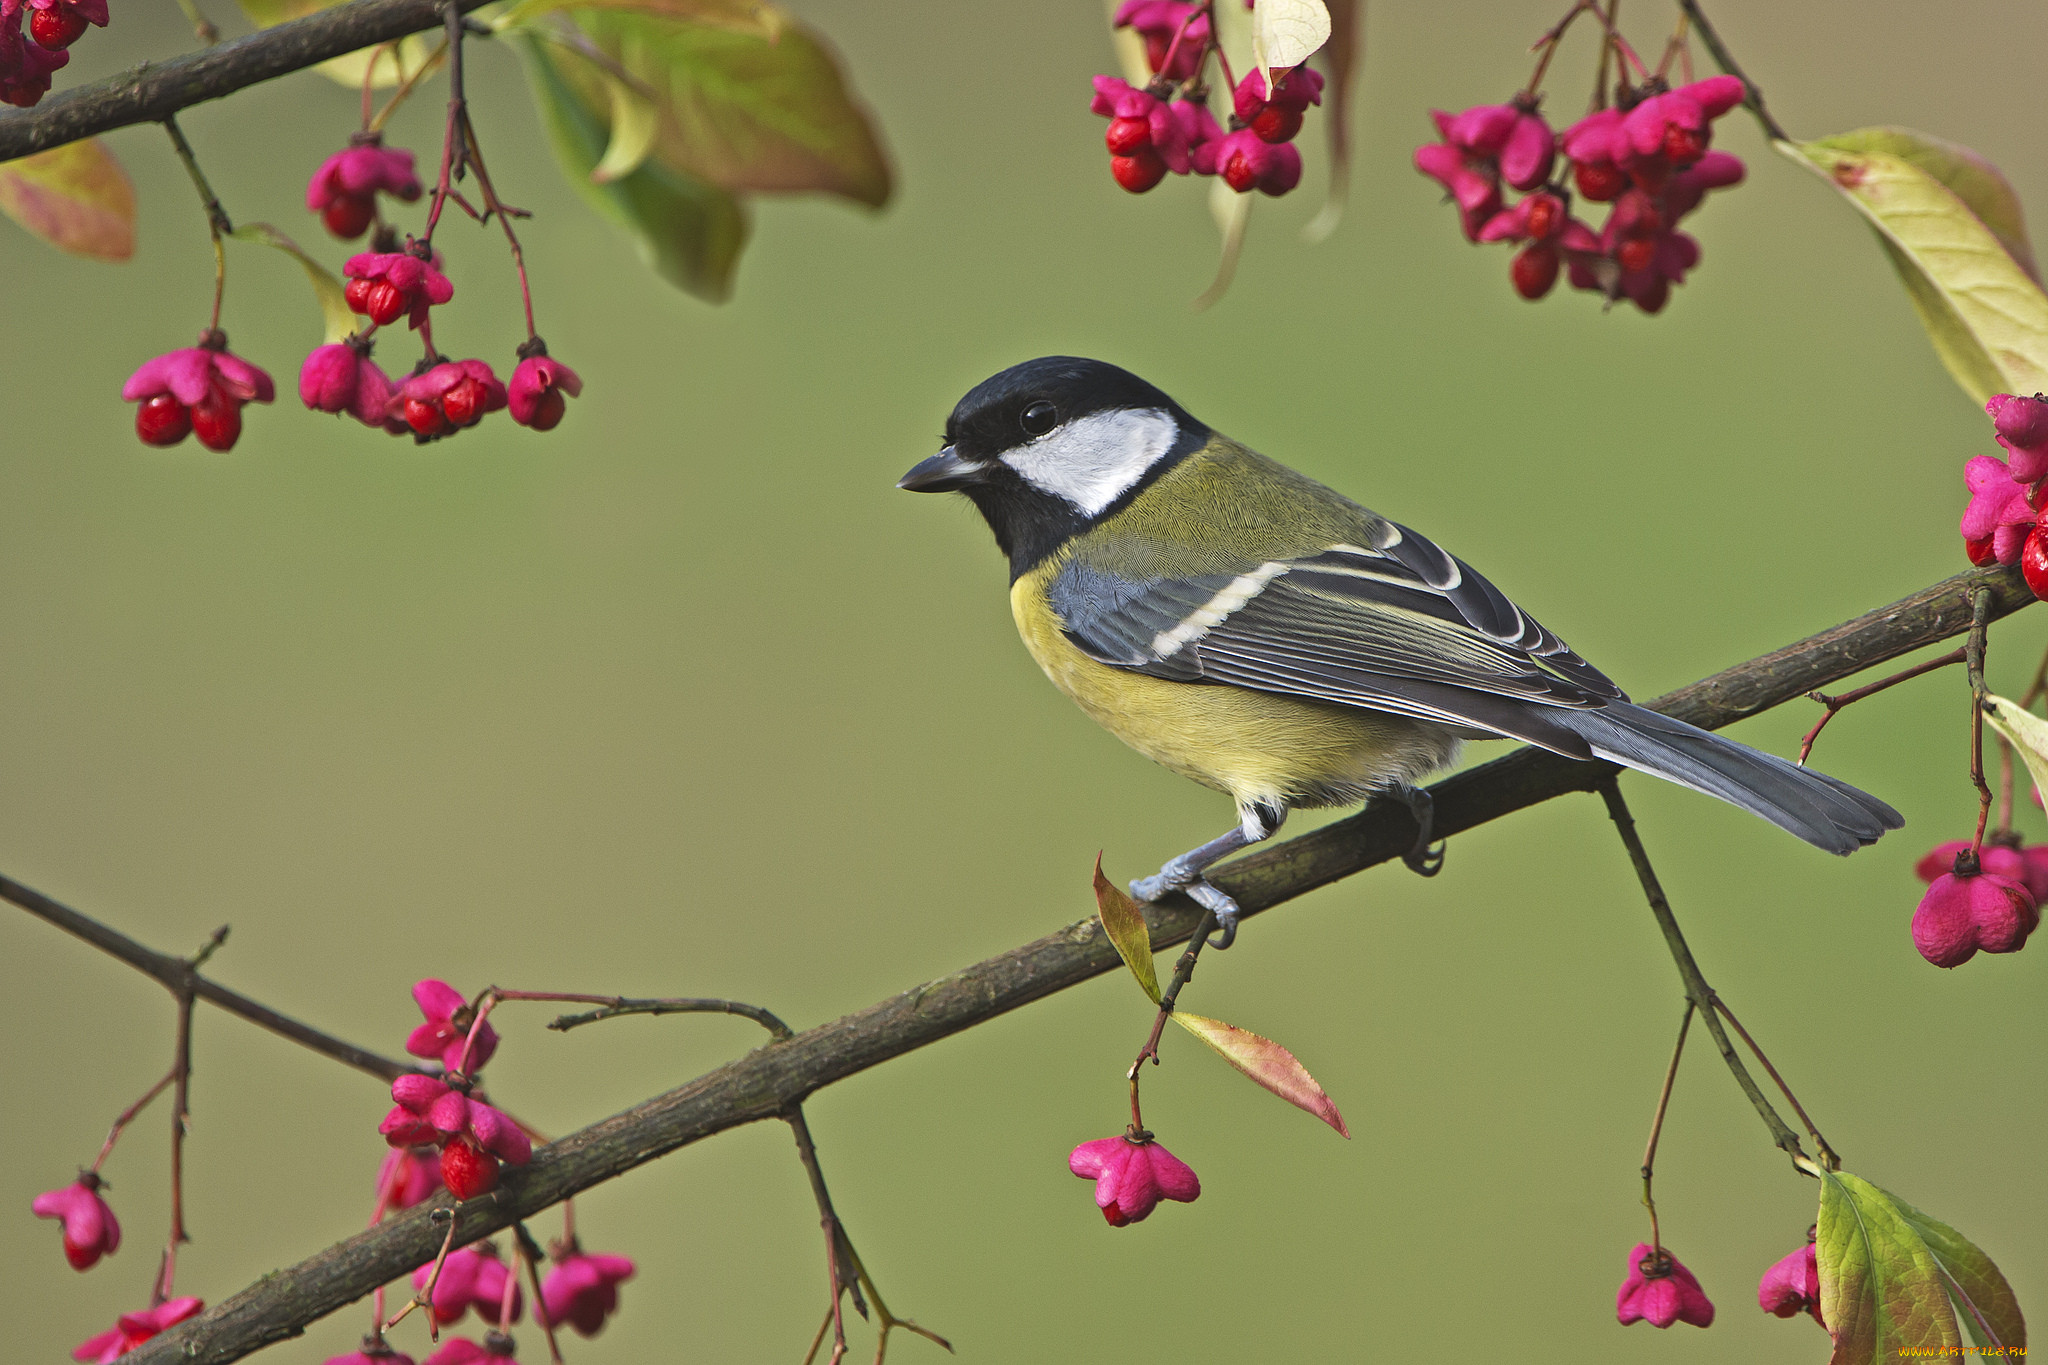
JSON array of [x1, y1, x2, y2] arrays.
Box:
[[1557, 701, 1903, 855]]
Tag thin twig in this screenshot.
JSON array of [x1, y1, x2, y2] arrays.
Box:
[[1713, 999, 1837, 1169], [547, 995, 794, 1039], [90, 1066, 178, 1174], [1967, 588, 1996, 851], [511, 1224, 566, 1365], [1638, 1001, 1692, 1257], [384, 1210, 459, 1335], [1674, 0, 1787, 139], [1126, 911, 1215, 1133], [1598, 780, 1809, 1164], [420, 0, 467, 243], [1796, 646, 1966, 765], [162, 115, 231, 331]]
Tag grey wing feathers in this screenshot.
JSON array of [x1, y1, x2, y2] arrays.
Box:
[[1050, 521, 1903, 855]]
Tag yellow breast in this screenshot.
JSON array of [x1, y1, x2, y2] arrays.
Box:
[[1010, 564, 1461, 810]]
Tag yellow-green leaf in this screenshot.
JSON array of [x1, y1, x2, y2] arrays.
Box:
[[1812, 127, 2036, 280], [515, 32, 750, 301], [1251, 0, 1330, 106], [1101, 0, 1150, 87], [235, 0, 435, 87], [1171, 1011, 1349, 1137], [1983, 695, 2048, 800], [1816, 1169, 1963, 1363], [0, 138, 135, 260], [229, 222, 355, 343], [593, 70, 660, 184], [570, 2, 891, 207], [1301, 0, 1359, 244], [1780, 131, 2048, 404], [1888, 1195, 2026, 1351], [1091, 856, 1159, 1004], [496, 0, 779, 38]]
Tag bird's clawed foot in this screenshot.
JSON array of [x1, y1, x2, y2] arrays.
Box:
[[1130, 869, 1242, 949], [1393, 783, 1446, 878]]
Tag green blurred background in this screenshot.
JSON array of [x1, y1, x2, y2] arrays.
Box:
[[3, 0, 2044, 1359]]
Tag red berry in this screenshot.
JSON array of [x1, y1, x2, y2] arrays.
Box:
[[367, 280, 407, 326], [1617, 236, 1656, 274], [1662, 123, 1708, 165], [1104, 117, 1151, 156], [2022, 526, 2048, 601], [1111, 147, 1167, 194], [322, 195, 375, 240], [1966, 534, 1997, 567], [1249, 105, 1302, 144], [1573, 161, 1626, 202], [526, 389, 567, 432], [443, 377, 486, 427], [1523, 194, 1560, 241], [404, 397, 446, 436], [29, 4, 87, 49], [190, 391, 243, 451], [1510, 243, 1560, 300], [1221, 150, 1259, 194], [439, 1138, 499, 1200], [135, 394, 191, 447]]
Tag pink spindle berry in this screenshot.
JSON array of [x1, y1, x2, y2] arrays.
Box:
[[0, 23, 70, 107], [299, 340, 399, 430], [307, 136, 422, 240], [1913, 865, 2038, 968], [1198, 129, 1302, 196], [423, 1337, 517, 1365], [380, 1075, 531, 1160], [414, 1245, 521, 1327], [1231, 66, 1324, 145], [1089, 75, 1220, 184], [32, 1173, 120, 1270], [71, 1298, 204, 1363], [508, 351, 583, 431], [1960, 455, 2034, 566], [343, 251, 453, 330], [1068, 1134, 1200, 1226], [1988, 393, 2048, 483], [122, 333, 275, 452], [1112, 0, 1209, 82], [406, 979, 499, 1075], [377, 1146, 445, 1211], [1914, 839, 2027, 886], [1616, 75, 1744, 191], [1615, 1243, 1714, 1329], [1757, 1242, 1824, 1326], [541, 1245, 636, 1337], [389, 360, 507, 440]]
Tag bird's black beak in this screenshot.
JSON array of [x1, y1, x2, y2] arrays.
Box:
[[898, 446, 984, 493]]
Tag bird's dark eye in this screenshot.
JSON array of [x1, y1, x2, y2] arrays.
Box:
[[1020, 401, 1058, 437]]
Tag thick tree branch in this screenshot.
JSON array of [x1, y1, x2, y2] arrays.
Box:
[[0, 0, 493, 162], [97, 562, 2036, 1365], [2, 873, 415, 1082]]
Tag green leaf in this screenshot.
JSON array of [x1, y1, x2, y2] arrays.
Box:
[[593, 70, 660, 184], [1171, 1011, 1349, 1137], [1983, 695, 2048, 801], [1091, 856, 1159, 1004], [228, 222, 354, 343], [1816, 1169, 1963, 1363], [0, 138, 135, 260], [570, 2, 892, 207], [1780, 130, 2048, 404], [1889, 1195, 2027, 1351], [234, 0, 436, 88], [496, 0, 780, 38], [514, 32, 750, 301]]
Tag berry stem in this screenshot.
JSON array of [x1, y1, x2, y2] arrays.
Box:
[[457, 112, 538, 339], [1124, 909, 1216, 1134], [1652, 9, 1690, 83], [89, 1063, 178, 1175], [1673, 0, 1788, 141], [162, 115, 232, 333], [368, 37, 450, 136], [1712, 997, 1838, 1169], [1966, 587, 1995, 855], [537, 991, 796, 1040], [1523, 0, 1594, 101], [420, 0, 467, 245], [151, 927, 223, 1305], [360, 42, 391, 129], [452, 989, 500, 1079], [1152, 0, 1213, 94], [510, 1223, 566, 1365], [384, 1209, 460, 1337], [1598, 779, 1814, 1169], [1637, 999, 1692, 1259], [1795, 645, 1965, 766], [1591, 0, 1651, 85]]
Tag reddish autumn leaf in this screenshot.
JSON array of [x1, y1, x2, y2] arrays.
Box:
[[1172, 1011, 1349, 1137], [0, 139, 135, 261], [1092, 855, 1160, 1003]]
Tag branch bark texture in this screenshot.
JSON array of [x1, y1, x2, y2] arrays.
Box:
[[0, 0, 493, 162], [100, 562, 2034, 1365]]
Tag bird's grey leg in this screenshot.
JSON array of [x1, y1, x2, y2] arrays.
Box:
[[1389, 782, 1445, 877], [1130, 802, 1287, 950]]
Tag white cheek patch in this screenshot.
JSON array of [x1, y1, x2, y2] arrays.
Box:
[[1000, 407, 1178, 517]]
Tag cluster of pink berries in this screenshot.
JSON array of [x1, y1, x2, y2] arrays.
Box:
[[1415, 76, 1747, 310], [1615, 1239, 1822, 1333], [1911, 839, 2042, 969], [1088, 0, 1321, 199], [0, 0, 103, 107], [1959, 393, 2048, 596], [377, 980, 529, 1200]]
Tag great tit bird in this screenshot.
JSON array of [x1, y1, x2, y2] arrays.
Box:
[[900, 356, 1901, 947]]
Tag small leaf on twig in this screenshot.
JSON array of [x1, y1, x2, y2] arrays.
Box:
[[1780, 130, 2048, 403], [1172, 1011, 1349, 1137], [228, 222, 354, 343], [0, 138, 135, 260], [1983, 695, 2048, 800], [1301, 0, 1360, 243], [1092, 856, 1159, 1004], [1816, 1169, 1966, 1363], [1251, 0, 1331, 110]]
